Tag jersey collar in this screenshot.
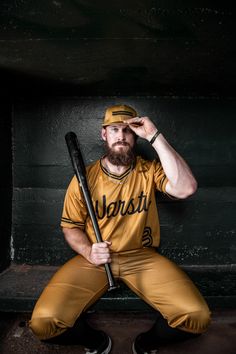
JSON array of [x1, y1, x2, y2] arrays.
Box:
[[100, 158, 135, 181]]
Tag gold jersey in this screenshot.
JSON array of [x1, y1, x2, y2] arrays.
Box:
[[61, 156, 169, 253]]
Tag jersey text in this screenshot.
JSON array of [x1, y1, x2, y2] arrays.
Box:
[[95, 191, 151, 219]]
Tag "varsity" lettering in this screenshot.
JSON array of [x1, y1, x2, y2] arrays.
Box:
[[95, 191, 151, 219]]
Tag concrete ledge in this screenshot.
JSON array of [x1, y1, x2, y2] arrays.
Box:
[[0, 263, 235, 312]]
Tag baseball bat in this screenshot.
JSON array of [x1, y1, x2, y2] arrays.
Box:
[[65, 131, 117, 291]]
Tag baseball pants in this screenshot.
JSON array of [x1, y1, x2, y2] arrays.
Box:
[[29, 248, 211, 340]]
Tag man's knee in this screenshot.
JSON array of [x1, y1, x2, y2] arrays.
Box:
[[187, 307, 211, 332], [172, 307, 211, 334], [29, 316, 68, 340]]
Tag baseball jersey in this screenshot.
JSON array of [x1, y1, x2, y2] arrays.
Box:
[[61, 156, 169, 253]]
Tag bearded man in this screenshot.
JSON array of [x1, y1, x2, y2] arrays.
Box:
[[29, 104, 211, 354]]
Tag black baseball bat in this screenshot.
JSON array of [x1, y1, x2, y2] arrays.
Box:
[[65, 131, 117, 291]]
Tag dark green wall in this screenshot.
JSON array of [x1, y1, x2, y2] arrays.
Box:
[[0, 103, 12, 271], [12, 97, 236, 266]]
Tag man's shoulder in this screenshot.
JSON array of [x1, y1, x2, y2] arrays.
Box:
[[86, 159, 100, 170], [136, 156, 160, 170], [86, 159, 101, 178]]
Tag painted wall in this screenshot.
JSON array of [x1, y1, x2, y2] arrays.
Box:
[[0, 103, 12, 271], [12, 97, 236, 267]]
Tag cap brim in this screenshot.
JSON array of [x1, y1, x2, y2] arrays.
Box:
[[102, 120, 129, 127]]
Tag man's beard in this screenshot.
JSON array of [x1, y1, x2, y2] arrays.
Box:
[[105, 141, 136, 166]]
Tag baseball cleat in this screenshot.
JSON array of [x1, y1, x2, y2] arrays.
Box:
[[132, 333, 158, 354], [84, 331, 112, 354]]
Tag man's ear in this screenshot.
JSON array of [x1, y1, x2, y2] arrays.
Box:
[[101, 127, 107, 141]]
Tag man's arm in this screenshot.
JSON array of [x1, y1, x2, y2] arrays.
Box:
[[151, 133, 197, 198], [62, 227, 111, 265], [126, 116, 197, 199]]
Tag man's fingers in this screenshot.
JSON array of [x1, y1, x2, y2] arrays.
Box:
[[93, 241, 111, 249], [92, 242, 111, 255], [90, 241, 112, 265], [124, 116, 158, 140], [125, 117, 143, 127], [94, 248, 110, 254], [96, 254, 111, 262]]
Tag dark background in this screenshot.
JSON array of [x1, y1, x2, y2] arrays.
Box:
[[0, 0, 235, 306]]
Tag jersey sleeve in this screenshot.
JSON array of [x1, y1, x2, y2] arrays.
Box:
[[153, 160, 169, 193], [60, 175, 87, 229]]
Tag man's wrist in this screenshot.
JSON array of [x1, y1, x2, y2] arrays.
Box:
[[149, 130, 161, 145]]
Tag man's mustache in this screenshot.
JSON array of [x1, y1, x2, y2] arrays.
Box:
[[112, 142, 130, 147]]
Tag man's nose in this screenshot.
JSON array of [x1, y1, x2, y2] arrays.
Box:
[[117, 130, 126, 141]]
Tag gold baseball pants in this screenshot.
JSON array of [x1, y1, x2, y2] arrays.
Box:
[[29, 248, 211, 340]]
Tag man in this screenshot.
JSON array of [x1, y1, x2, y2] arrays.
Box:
[[29, 104, 211, 354]]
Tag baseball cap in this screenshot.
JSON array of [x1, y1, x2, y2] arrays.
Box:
[[102, 104, 137, 126]]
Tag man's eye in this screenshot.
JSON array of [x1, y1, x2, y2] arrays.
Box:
[[124, 128, 132, 134]]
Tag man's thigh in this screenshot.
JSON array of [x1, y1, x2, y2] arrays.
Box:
[[31, 255, 108, 326], [119, 248, 209, 323]]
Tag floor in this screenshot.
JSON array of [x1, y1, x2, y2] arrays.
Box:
[[0, 310, 236, 354]]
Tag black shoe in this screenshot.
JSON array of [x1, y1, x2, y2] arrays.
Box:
[[132, 333, 159, 354], [84, 331, 112, 354]]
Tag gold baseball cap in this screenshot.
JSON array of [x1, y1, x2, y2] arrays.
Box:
[[102, 104, 137, 126]]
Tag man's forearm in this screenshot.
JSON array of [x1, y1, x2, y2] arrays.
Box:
[[152, 133, 197, 199], [62, 227, 92, 261], [62, 227, 111, 266]]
